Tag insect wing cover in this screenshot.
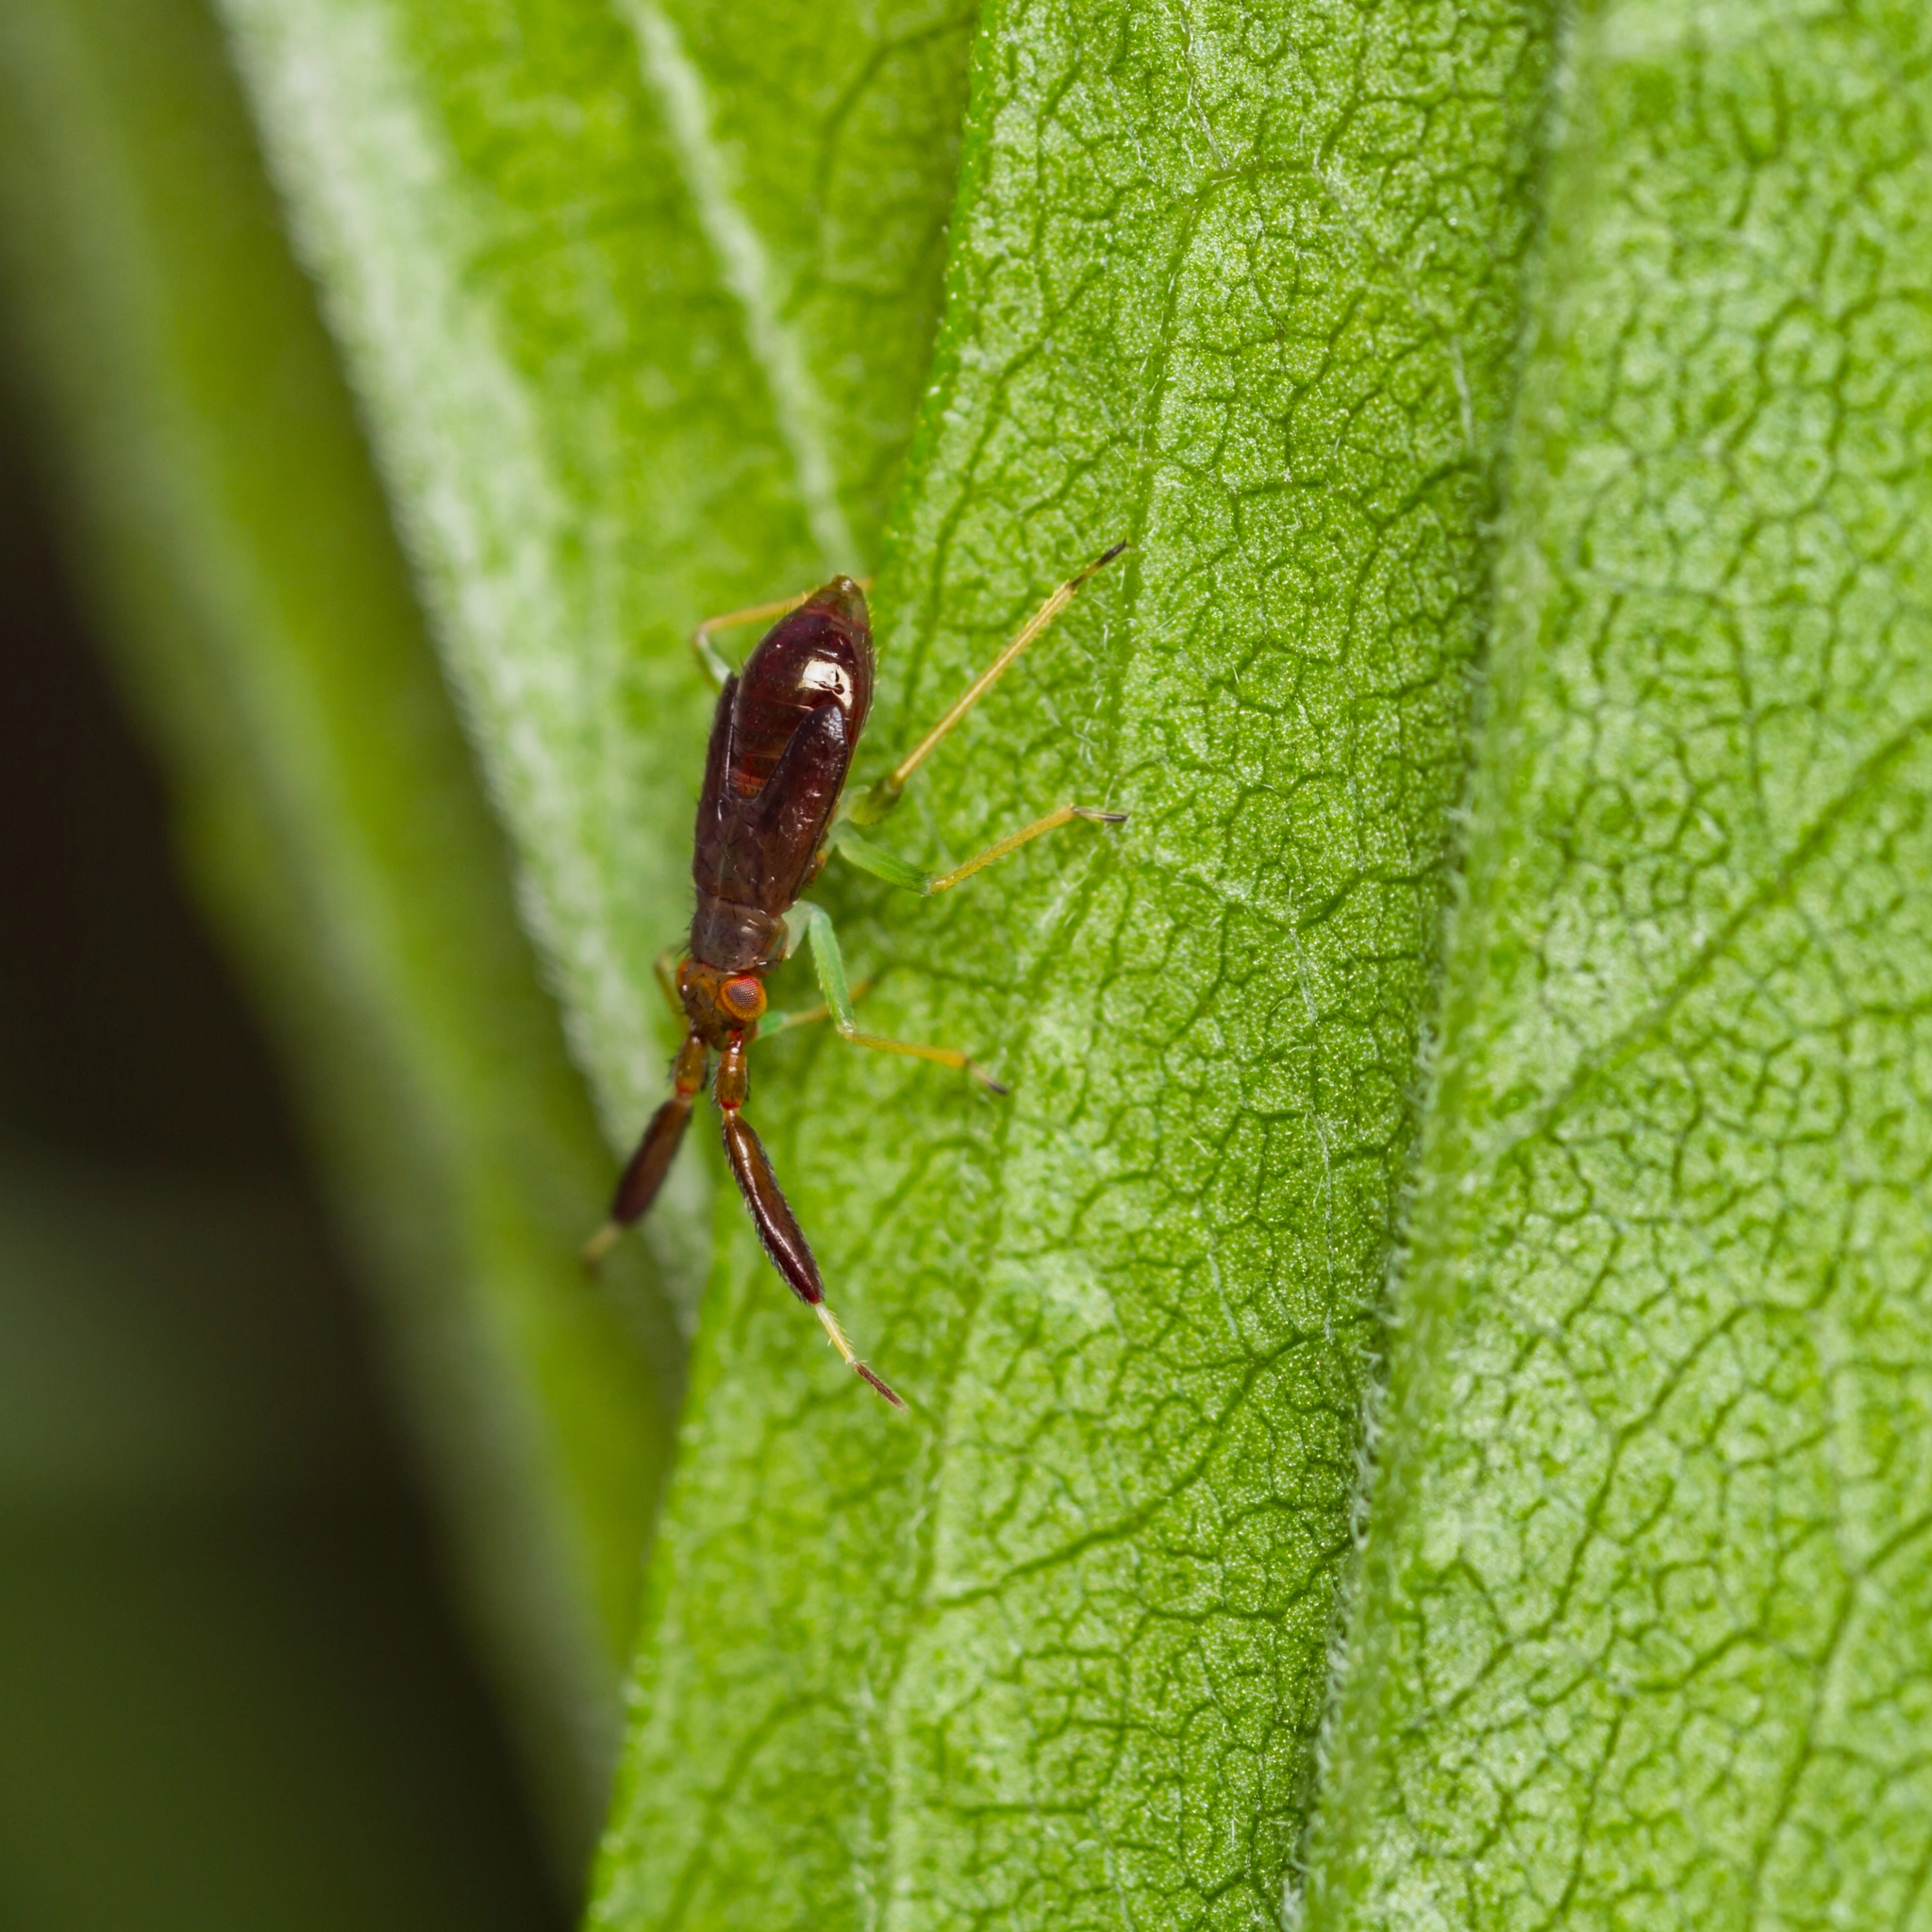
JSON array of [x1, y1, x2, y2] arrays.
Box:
[[711, 583, 874, 912], [691, 670, 741, 903]]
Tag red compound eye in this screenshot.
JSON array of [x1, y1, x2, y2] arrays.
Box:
[[720, 974, 767, 1022]]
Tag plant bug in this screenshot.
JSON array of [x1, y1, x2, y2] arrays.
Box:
[[583, 544, 1127, 1407]]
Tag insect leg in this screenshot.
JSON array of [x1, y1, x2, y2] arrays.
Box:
[[691, 578, 874, 689], [831, 805, 1126, 897], [846, 541, 1126, 826], [713, 1035, 905, 1407], [796, 902, 1007, 1093], [654, 947, 684, 1018], [755, 975, 874, 1039], [580, 1031, 707, 1269]]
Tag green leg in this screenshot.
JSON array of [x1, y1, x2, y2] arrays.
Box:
[[830, 805, 1126, 897], [654, 947, 684, 1017], [756, 977, 873, 1040], [793, 902, 1006, 1092]]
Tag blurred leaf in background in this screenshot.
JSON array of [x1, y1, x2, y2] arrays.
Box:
[[0, 0, 980, 1909], [0, 0, 684, 1897], [0, 444, 562, 1928]]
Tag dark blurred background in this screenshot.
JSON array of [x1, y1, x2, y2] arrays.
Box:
[[0, 409, 564, 1929]]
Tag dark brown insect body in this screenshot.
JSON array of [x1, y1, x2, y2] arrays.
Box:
[[594, 579, 898, 1397], [684, 577, 871, 1019], [586, 549, 1126, 1406]]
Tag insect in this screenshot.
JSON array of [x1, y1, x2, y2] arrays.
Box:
[[583, 543, 1127, 1407]]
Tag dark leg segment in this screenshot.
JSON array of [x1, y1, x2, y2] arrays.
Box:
[[613, 1093, 695, 1220], [715, 1034, 906, 1408], [581, 1032, 708, 1268], [721, 1109, 822, 1304]]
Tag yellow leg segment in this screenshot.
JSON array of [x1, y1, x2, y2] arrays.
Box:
[[851, 541, 1126, 823], [837, 1028, 1008, 1095], [815, 1302, 907, 1408], [926, 803, 1127, 894]]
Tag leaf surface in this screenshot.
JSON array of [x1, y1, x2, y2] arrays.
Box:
[[0, 0, 678, 1874], [215, 0, 977, 1286], [592, 2, 1555, 1925], [1299, 5, 1932, 1926]]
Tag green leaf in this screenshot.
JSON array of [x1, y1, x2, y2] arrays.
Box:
[[22, 0, 1932, 1915], [202, 0, 976, 1873], [214, 0, 978, 1234], [1298, 5, 1932, 1927], [0, 0, 680, 1876], [592, 2, 1555, 1924]]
